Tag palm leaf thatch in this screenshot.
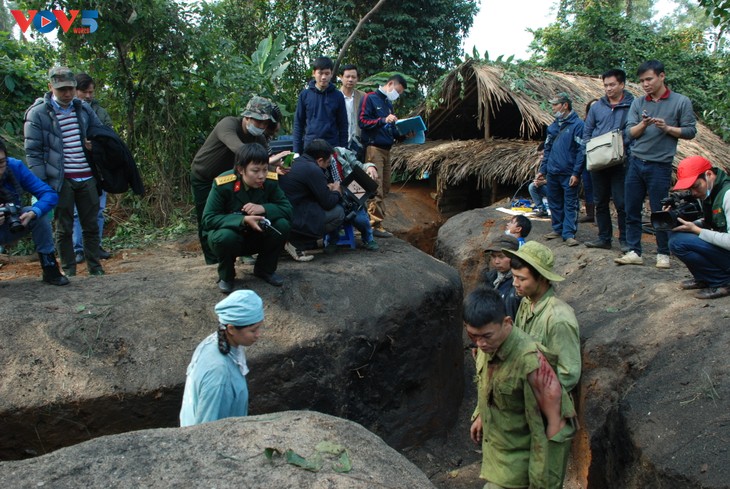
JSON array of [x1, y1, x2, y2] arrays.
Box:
[[393, 60, 730, 192]]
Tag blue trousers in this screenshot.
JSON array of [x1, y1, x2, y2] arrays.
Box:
[[669, 232, 730, 287], [547, 173, 579, 240], [591, 163, 626, 243], [73, 190, 106, 252], [348, 208, 373, 243], [529, 182, 549, 211], [624, 156, 672, 256], [581, 168, 593, 205], [0, 208, 55, 254]]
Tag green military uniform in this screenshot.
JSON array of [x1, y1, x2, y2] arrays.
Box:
[[202, 170, 292, 283], [513, 287, 581, 392], [474, 326, 576, 489]]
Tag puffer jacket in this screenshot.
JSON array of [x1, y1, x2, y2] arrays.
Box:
[[23, 92, 105, 192]]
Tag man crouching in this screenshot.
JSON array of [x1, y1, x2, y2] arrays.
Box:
[[669, 156, 730, 299], [202, 143, 292, 292], [465, 287, 576, 489]]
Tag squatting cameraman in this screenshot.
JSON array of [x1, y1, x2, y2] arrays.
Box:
[[669, 156, 730, 299], [0, 138, 68, 285]]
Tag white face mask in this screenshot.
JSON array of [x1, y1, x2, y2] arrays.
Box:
[[386, 89, 400, 102], [247, 123, 265, 136], [504, 229, 512, 236], [553, 111, 563, 119]]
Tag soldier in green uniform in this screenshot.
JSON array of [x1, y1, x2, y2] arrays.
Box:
[[202, 143, 292, 292], [504, 241, 581, 392], [465, 287, 576, 489]]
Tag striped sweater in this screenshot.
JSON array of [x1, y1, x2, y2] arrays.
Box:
[[57, 108, 93, 179]]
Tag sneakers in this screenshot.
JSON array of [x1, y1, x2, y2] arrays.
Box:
[[544, 231, 561, 240], [285, 242, 313, 262], [695, 286, 730, 300], [372, 229, 393, 238], [75, 251, 85, 264], [585, 239, 611, 249], [533, 209, 549, 218], [363, 239, 379, 251], [564, 238, 580, 247], [656, 254, 671, 269], [614, 251, 643, 265]]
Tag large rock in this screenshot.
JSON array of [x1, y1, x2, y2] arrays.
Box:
[[0, 410, 436, 488], [435, 206, 730, 488], [0, 237, 463, 459]]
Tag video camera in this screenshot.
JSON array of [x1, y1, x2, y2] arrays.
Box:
[[0, 203, 25, 233], [340, 165, 379, 222], [650, 191, 703, 231]]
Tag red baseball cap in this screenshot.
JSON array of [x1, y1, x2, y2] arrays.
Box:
[[673, 156, 712, 190]]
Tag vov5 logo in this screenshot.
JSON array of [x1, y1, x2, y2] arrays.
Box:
[[11, 9, 99, 35]]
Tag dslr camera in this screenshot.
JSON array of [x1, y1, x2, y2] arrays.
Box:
[[0, 202, 25, 233], [650, 191, 703, 231]]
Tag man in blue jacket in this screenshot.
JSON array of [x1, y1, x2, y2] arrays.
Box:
[[292, 57, 348, 154], [583, 69, 634, 252], [358, 74, 408, 238], [0, 138, 68, 285], [538, 93, 585, 246]]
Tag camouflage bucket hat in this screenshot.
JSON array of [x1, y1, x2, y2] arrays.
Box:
[[48, 67, 77, 89], [242, 96, 275, 123], [502, 241, 564, 282], [548, 91, 571, 105]]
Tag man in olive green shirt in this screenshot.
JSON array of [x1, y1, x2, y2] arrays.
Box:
[[202, 143, 292, 292], [504, 241, 581, 392], [465, 287, 576, 489]]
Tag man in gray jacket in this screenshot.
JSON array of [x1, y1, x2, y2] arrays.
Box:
[[616, 60, 696, 269], [24, 66, 107, 277]]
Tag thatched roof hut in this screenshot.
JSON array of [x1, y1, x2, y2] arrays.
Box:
[[392, 60, 730, 214]]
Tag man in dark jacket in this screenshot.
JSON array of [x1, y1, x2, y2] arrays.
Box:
[[278, 139, 344, 252], [73, 72, 113, 264], [292, 57, 348, 154], [0, 138, 67, 285], [583, 69, 634, 252], [202, 143, 292, 292], [24, 66, 107, 277], [538, 92, 585, 246], [358, 73, 408, 238], [480, 235, 521, 319]]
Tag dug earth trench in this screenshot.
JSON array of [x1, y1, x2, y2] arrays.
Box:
[[434, 205, 729, 489], [1, 185, 728, 488]]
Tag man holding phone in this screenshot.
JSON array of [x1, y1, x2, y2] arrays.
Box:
[[616, 60, 696, 269]]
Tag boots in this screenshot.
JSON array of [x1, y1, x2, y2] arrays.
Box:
[[579, 203, 595, 223], [39, 252, 70, 286]]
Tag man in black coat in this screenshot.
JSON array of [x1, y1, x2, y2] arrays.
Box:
[[278, 139, 344, 253]]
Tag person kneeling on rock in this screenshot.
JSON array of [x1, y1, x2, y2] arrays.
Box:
[[0, 138, 68, 285], [180, 290, 264, 427], [202, 143, 292, 292]]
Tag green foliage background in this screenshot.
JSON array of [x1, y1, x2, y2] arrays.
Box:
[[1, 0, 729, 242]]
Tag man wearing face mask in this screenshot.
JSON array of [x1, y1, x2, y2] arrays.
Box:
[[538, 92, 585, 247], [191, 96, 288, 265], [669, 156, 730, 299], [358, 73, 408, 238]]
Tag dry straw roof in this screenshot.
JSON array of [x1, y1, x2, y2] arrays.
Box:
[[393, 60, 730, 188]]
